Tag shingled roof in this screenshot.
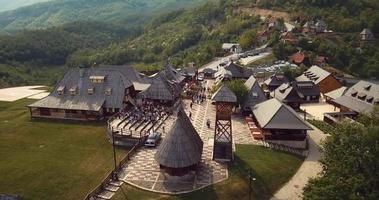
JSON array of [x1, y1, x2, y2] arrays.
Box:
[[242, 76, 267, 111], [252, 98, 312, 130], [296, 65, 331, 85], [216, 62, 254, 79], [264, 74, 289, 89], [212, 85, 237, 103], [28, 65, 147, 111], [271, 83, 302, 103], [333, 80, 379, 114], [324, 86, 348, 100], [138, 72, 180, 101], [155, 108, 203, 168]]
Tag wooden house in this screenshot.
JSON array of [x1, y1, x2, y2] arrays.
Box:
[[264, 74, 289, 91], [251, 98, 312, 142], [155, 107, 203, 176], [333, 81, 379, 115], [360, 28, 375, 41], [296, 65, 342, 94], [28, 65, 150, 120], [271, 81, 320, 110], [241, 76, 267, 114]]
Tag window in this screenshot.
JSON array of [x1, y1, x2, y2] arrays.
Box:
[[90, 76, 106, 83], [364, 84, 371, 91], [358, 93, 366, 100], [88, 87, 95, 95], [351, 91, 357, 97], [69, 86, 78, 96], [57, 86, 65, 95], [252, 92, 258, 98], [105, 88, 112, 95], [366, 96, 373, 103]]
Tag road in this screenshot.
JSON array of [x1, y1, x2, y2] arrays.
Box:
[[198, 53, 237, 72], [272, 125, 328, 200], [239, 52, 271, 66]]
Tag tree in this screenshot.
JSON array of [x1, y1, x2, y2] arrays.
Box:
[[239, 30, 258, 50], [225, 80, 249, 106], [303, 108, 379, 200]]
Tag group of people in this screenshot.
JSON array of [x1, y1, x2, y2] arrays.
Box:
[[118, 100, 169, 126]]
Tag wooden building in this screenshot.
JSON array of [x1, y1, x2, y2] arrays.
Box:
[[154, 107, 203, 176], [28, 65, 150, 120], [360, 28, 375, 41], [251, 98, 312, 141], [333, 81, 379, 115], [296, 65, 342, 94], [241, 76, 267, 114], [271, 81, 320, 110], [137, 65, 184, 105], [263, 74, 289, 91], [215, 62, 254, 82]]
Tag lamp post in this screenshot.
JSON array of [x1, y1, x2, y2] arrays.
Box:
[[248, 168, 256, 200], [112, 131, 118, 180]]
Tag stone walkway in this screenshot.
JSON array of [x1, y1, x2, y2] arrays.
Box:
[[271, 124, 327, 200], [118, 97, 229, 194]]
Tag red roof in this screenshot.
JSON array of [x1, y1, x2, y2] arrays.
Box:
[[289, 52, 305, 64], [268, 16, 277, 23]]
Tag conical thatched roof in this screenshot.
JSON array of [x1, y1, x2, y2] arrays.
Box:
[[212, 85, 237, 103], [155, 108, 203, 168]]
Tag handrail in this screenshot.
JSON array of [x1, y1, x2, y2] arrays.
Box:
[[84, 136, 147, 200]]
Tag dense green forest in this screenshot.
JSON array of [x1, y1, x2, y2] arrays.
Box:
[[0, 0, 205, 33], [0, 0, 378, 88]]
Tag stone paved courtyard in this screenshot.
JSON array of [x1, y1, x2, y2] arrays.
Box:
[[118, 80, 257, 194], [118, 98, 229, 194]]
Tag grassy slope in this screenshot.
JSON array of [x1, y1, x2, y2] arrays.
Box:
[[0, 99, 128, 199], [112, 144, 304, 200]]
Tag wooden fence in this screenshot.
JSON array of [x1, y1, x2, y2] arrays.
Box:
[[84, 136, 147, 200]]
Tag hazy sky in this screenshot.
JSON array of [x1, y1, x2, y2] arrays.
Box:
[[0, 0, 51, 12]]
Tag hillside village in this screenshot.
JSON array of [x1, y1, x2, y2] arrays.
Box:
[[0, 1, 378, 200]]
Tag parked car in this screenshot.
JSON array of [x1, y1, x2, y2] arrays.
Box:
[[145, 131, 161, 147], [197, 73, 205, 81], [219, 60, 228, 66]]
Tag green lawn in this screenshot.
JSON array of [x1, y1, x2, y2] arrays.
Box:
[[0, 99, 128, 200], [112, 144, 304, 200]]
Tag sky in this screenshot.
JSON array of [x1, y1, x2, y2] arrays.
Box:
[[0, 0, 51, 12]]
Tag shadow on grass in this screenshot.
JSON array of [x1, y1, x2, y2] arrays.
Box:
[[230, 155, 272, 200]]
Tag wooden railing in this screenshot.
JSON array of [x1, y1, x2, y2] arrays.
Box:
[[84, 136, 147, 200]]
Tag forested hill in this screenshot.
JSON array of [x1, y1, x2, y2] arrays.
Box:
[[0, 0, 378, 88], [0, 0, 205, 33], [0, 0, 51, 12]]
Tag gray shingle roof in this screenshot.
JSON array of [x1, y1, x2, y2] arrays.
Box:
[[271, 83, 302, 103], [264, 74, 288, 88], [29, 65, 144, 110], [242, 76, 267, 110], [212, 85, 237, 103], [252, 98, 312, 130], [324, 86, 348, 100], [333, 81, 379, 114], [155, 108, 203, 168], [137, 71, 181, 101], [296, 65, 331, 84], [222, 62, 254, 79]]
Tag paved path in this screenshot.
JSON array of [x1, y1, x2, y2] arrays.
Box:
[[119, 80, 229, 194], [272, 124, 327, 200], [0, 85, 48, 101]]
